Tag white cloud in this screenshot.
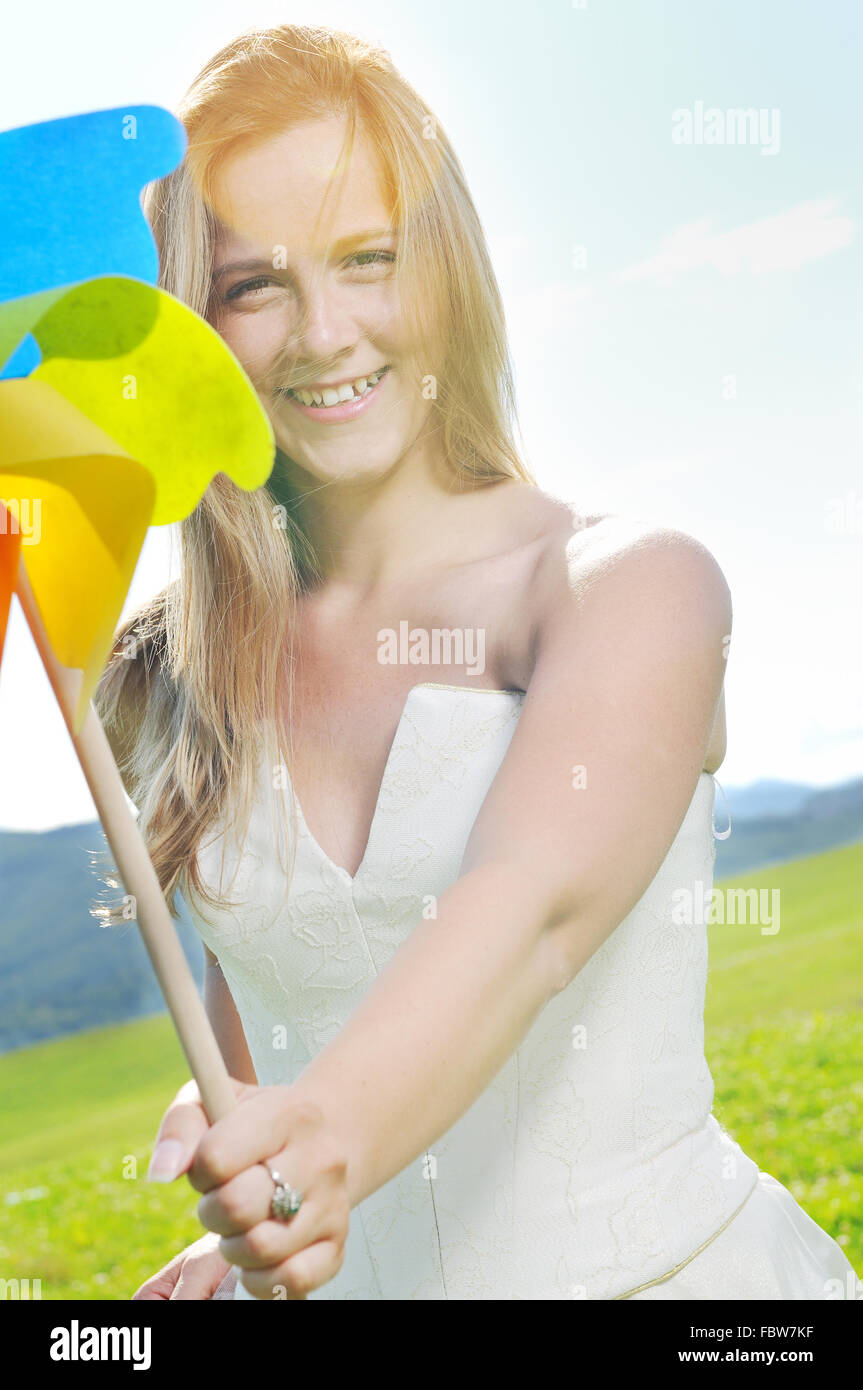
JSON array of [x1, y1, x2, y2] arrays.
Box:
[[616, 199, 854, 285]]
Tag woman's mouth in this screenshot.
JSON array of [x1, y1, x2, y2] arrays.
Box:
[[275, 365, 391, 423]]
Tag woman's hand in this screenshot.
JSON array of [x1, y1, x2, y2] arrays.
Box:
[[147, 1077, 350, 1300], [131, 1232, 236, 1300]]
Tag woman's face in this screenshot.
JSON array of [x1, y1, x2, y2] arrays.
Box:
[[209, 115, 435, 488]]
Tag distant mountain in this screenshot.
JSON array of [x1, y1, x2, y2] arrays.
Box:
[[715, 776, 863, 878], [0, 822, 204, 1055], [718, 778, 815, 822], [1, 773, 862, 1054]]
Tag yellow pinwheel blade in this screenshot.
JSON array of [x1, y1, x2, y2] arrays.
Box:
[[30, 276, 275, 524], [0, 377, 155, 731]]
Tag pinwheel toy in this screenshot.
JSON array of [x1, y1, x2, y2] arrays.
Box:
[[0, 105, 276, 1122]]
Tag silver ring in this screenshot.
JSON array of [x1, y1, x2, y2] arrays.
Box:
[[264, 1161, 304, 1222]]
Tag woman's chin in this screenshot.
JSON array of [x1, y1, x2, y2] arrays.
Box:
[[274, 448, 401, 489]]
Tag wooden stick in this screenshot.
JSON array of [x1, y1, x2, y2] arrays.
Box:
[[14, 561, 237, 1123]]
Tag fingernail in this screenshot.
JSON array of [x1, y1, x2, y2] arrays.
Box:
[[147, 1139, 187, 1183]]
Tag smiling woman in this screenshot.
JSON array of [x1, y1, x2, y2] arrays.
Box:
[[92, 23, 858, 1304]]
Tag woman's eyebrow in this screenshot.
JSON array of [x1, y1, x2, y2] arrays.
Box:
[[213, 228, 398, 281], [212, 257, 276, 281]]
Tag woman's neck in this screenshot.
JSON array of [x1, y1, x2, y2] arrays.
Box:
[[267, 445, 517, 598]]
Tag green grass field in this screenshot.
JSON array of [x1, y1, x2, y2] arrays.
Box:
[[1, 839, 861, 1299], [704, 840, 863, 1276]]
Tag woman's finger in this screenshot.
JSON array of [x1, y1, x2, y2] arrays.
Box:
[[169, 1248, 232, 1301], [197, 1147, 323, 1252], [197, 1162, 277, 1237], [148, 1076, 254, 1184], [237, 1238, 346, 1301], [131, 1251, 185, 1301], [187, 1085, 303, 1193], [219, 1210, 326, 1271], [196, 1130, 341, 1239]]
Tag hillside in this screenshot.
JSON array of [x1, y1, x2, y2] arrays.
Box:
[[0, 822, 204, 1053]]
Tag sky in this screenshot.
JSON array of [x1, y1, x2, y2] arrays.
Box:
[[1, 0, 861, 830]]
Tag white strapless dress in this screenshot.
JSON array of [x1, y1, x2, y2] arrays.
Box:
[[183, 684, 859, 1300]]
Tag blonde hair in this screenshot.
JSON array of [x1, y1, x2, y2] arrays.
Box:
[[91, 22, 535, 932]]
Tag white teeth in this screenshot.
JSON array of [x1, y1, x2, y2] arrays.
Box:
[[289, 367, 387, 407]]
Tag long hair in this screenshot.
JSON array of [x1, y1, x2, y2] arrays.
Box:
[[90, 22, 535, 932]]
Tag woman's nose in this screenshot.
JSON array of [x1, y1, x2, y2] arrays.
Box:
[[292, 277, 358, 359]]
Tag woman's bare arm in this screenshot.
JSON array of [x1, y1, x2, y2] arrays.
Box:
[[286, 523, 732, 1209], [202, 943, 258, 1086]]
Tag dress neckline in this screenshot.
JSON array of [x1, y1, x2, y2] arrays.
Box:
[[284, 682, 524, 888]]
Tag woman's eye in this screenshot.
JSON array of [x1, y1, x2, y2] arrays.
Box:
[[348, 250, 396, 269], [223, 275, 276, 302]]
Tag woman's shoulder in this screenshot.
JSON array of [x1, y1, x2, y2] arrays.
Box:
[[515, 494, 731, 664], [513, 494, 731, 773], [490, 483, 695, 572], [523, 494, 728, 603], [478, 481, 611, 575]]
